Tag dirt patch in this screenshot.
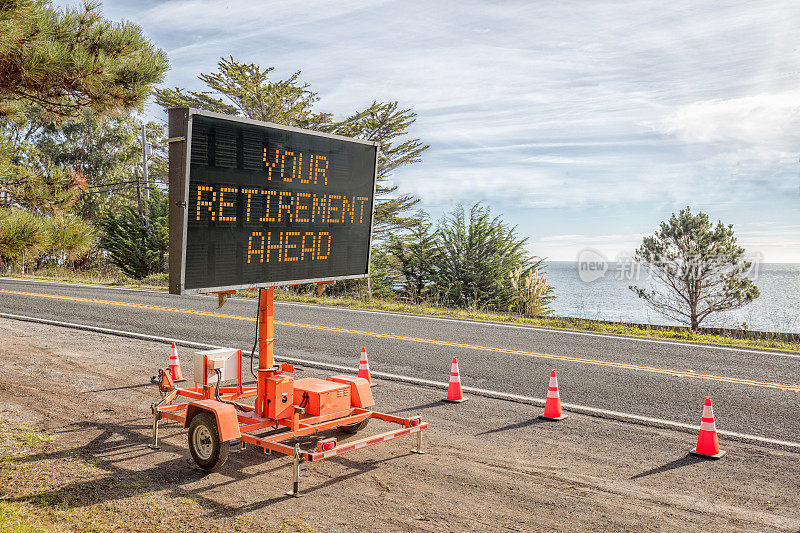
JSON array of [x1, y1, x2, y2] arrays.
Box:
[[0, 317, 798, 532], [0, 422, 304, 532]]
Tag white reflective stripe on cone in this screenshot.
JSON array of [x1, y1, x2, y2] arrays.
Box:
[[549, 377, 558, 388], [700, 420, 716, 431], [702, 405, 714, 418], [450, 374, 461, 383], [450, 363, 458, 373], [547, 390, 559, 398]]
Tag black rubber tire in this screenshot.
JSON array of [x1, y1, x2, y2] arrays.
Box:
[[188, 412, 230, 471], [338, 416, 370, 434]]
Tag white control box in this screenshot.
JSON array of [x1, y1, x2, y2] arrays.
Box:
[[193, 348, 239, 384]]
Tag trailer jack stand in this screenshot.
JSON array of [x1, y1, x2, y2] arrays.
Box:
[[286, 443, 303, 497], [411, 414, 424, 454], [411, 427, 424, 454], [148, 405, 161, 450]]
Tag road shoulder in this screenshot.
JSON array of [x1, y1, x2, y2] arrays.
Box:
[[0, 317, 798, 532]]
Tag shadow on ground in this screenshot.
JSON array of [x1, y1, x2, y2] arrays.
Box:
[[630, 455, 706, 480], [9, 417, 407, 516], [477, 418, 549, 436]]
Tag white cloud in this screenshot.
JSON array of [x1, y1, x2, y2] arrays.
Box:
[[136, 1, 381, 36], [652, 92, 800, 153]]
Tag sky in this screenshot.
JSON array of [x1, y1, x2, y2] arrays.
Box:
[[64, 0, 800, 262]]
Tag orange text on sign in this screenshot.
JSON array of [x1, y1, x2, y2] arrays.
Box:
[[263, 149, 328, 185], [247, 231, 332, 264], [194, 185, 369, 225]]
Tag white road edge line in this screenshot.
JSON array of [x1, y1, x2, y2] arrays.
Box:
[[1, 311, 798, 452], [2, 277, 797, 359]]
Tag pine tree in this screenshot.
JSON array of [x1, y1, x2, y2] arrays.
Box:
[[0, 207, 95, 268], [0, 0, 168, 198], [155, 58, 331, 129], [0, 162, 86, 215], [0, 208, 45, 264], [0, 0, 167, 268], [333, 102, 426, 238], [631, 207, 759, 330], [43, 213, 97, 264], [0, 0, 168, 122]]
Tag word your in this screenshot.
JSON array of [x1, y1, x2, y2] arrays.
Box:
[[247, 231, 332, 264], [194, 185, 370, 225], [264, 149, 328, 185]]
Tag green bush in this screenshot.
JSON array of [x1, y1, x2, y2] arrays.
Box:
[[100, 191, 168, 279], [141, 272, 168, 286], [368, 247, 398, 300], [430, 203, 546, 312]]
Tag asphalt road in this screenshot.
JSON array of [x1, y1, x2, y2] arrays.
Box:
[[1, 277, 798, 444]]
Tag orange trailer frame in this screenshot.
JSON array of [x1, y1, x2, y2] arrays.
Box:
[[150, 286, 428, 496]]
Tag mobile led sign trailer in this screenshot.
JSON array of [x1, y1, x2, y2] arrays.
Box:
[[167, 108, 378, 295], [158, 109, 426, 496]]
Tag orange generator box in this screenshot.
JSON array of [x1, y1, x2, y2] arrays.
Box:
[[293, 378, 351, 416], [266, 375, 295, 420]]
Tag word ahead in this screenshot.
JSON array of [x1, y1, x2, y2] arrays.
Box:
[[246, 230, 331, 264]]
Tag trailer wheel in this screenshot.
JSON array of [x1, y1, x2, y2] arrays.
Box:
[[188, 412, 229, 471], [338, 412, 370, 434]]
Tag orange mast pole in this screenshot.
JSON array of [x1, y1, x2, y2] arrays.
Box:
[[255, 287, 274, 417]]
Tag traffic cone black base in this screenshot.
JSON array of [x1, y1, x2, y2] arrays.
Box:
[[689, 448, 726, 459], [537, 413, 567, 421], [442, 397, 469, 404]]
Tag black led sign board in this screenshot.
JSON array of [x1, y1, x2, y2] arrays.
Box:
[[167, 108, 378, 294]]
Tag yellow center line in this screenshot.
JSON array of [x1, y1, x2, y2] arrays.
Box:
[[3, 288, 798, 392]]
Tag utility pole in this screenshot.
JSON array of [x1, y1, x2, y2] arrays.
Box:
[[140, 124, 150, 226], [135, 173, 143, 219]]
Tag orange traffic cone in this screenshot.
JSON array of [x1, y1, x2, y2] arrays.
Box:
[[168, 342, 185, 382], [690, 397, 725, 459], [443, 356, 468, 403], [358, 346, 373, 385], [538, 369, 567, 420]]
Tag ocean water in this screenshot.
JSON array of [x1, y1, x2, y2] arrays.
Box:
[[543, 261, 800, 333]]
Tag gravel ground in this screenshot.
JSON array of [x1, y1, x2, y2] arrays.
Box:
[[0, 317, 798, 532]]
